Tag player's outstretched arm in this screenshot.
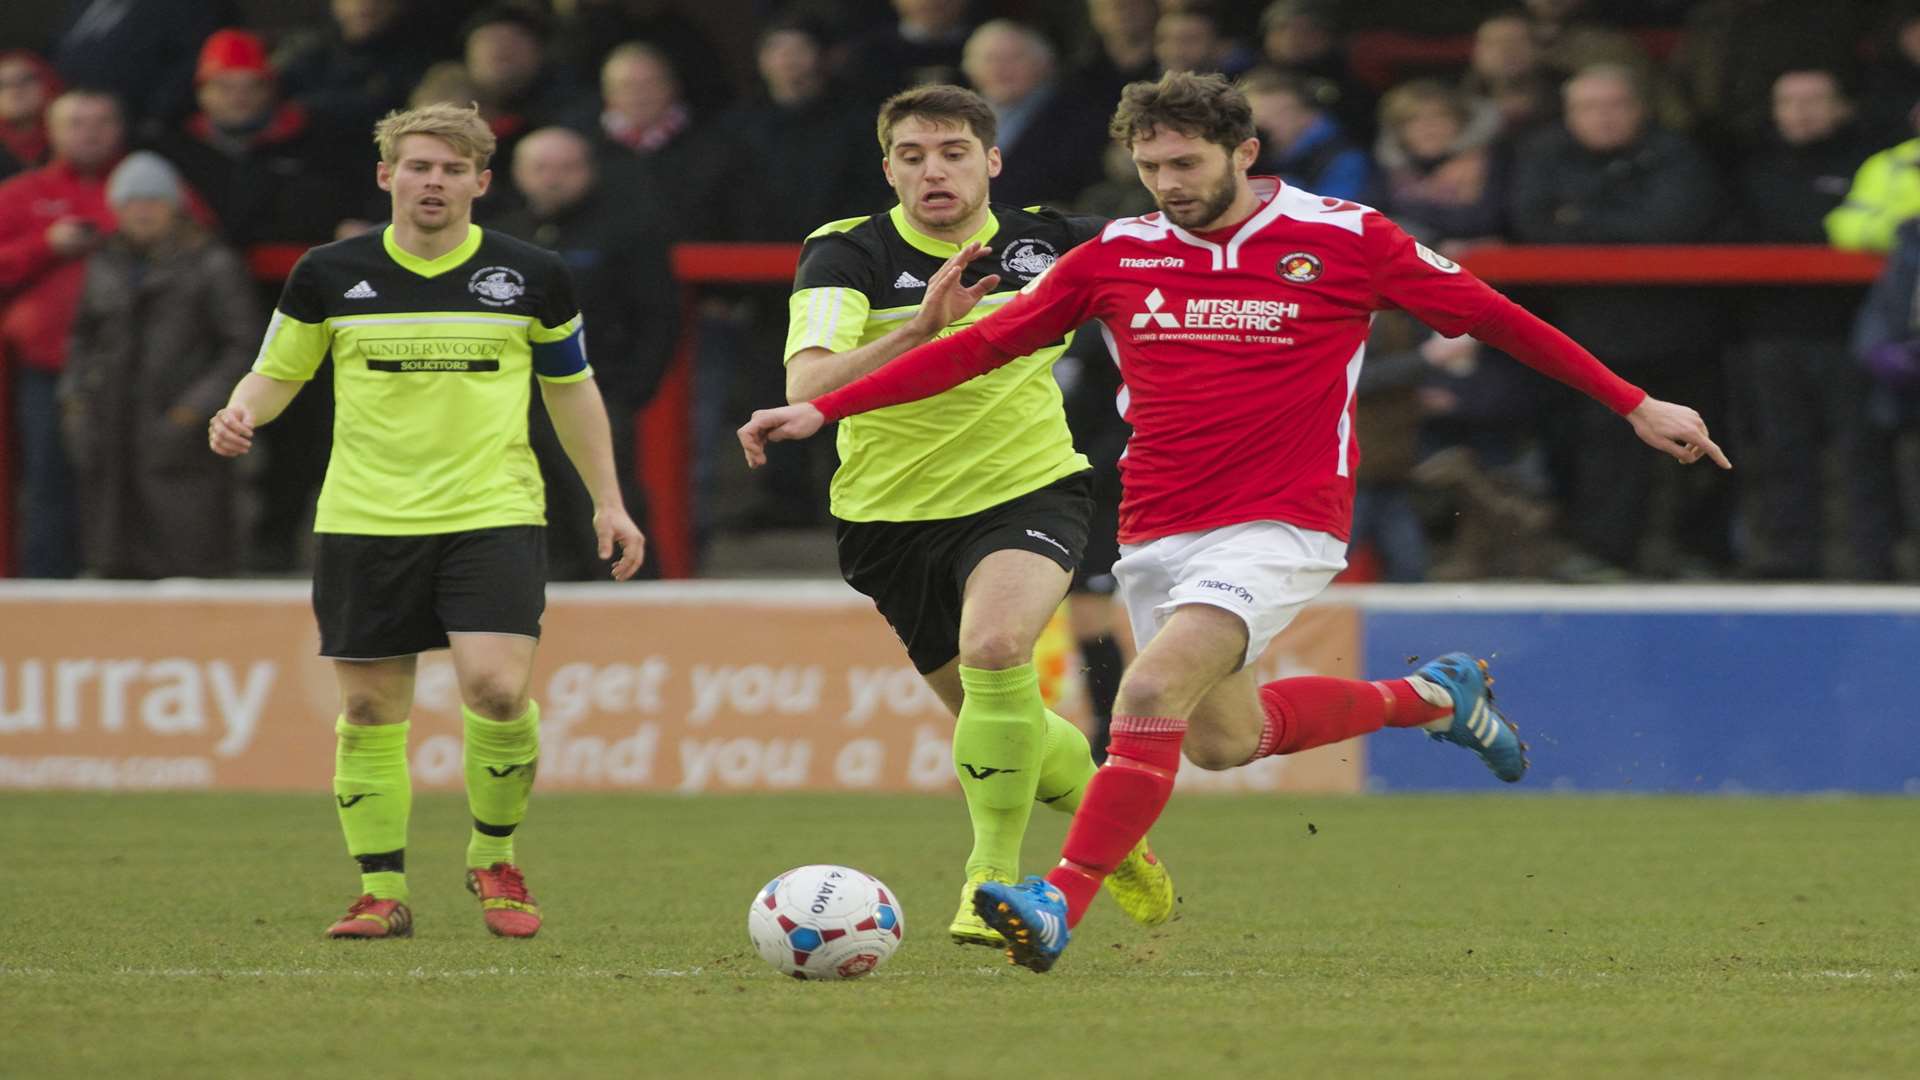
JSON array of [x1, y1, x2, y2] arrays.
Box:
[[539, 376, 647, 580], [208, 372, 304, 457], [785, 242, 1001, 402], [738, 402, 826, 467], [1625, 397, 1731, 468]]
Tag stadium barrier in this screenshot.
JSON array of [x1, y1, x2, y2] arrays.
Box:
[[3, 582, 1913, 795]]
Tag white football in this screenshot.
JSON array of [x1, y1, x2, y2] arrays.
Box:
[[747, 864, 904, 980]]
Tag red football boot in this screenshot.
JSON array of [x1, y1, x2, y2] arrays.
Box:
[[466, 863, 542, 938], [326, 894, 413, 939]]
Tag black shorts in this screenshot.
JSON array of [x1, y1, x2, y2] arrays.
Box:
[[314, 525, 547, 660], [836, 471, 1093, 674], [1071, 469, 1123, 595]]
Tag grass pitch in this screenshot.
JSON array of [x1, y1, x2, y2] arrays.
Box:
[[2, 792, 1914, 1079]]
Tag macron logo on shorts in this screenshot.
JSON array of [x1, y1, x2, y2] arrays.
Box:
[[1196, 579, 1254, 603], [1026, 529, 1068, 555]]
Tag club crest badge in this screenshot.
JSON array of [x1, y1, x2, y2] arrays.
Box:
[[1001, 237, 1058, 278], [468, 265, 527, 306], [1278, 251, 1323, 283]]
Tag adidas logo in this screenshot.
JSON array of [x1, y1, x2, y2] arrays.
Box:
[[344, 280, 378, 299], [892, 271, 927, 289]]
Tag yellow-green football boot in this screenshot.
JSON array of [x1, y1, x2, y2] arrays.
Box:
[[1103, 838, 1175, 926], [950, 878, 1009, 947]]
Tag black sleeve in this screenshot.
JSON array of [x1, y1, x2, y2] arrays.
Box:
[[276, 251, 329, 322], [791, 231, 876, 295], [538, 252, 583, 330]]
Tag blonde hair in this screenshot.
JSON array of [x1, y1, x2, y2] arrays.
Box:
[[373, 101, 497, 169]]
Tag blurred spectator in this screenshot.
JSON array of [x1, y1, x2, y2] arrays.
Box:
[[1826, 107, 1920, 253], [152, 30, 363, 248], [1510, 63, 1725, 574], [1730, 69, 1894, 579], [1242, 67, 1372, 202], [1070, 0, 1159, 105], [583, 42, 733, 239], [1853, 221, 1920, 503], [1153, 5, 1249, 78], [843, 0, 976, 104], [1407, 333, 1561, 580], [1348, 313, 1430, 582], [1521, 0, 1687, 130], [494, 127, 674, 580], [275, 0, 438, 139], [156, 29, 366, 573], [52, 0, 227, 137], [1859, 4, 1920, 144], [0, 89, 124, 578], [1258, 0, 1374, 144], [1374, 79, 1506, 248], [1673, 0, 1858, 154], [462, 2, 589, 217], [59, 152, 255, 579], [962, 20, 1109, 208], [551, 0, 733, 117], [0, 51, 59, 184], [723, 20, 889, 245], [1460, 10, 1556, 137], [1075, 140, 1158, 218]]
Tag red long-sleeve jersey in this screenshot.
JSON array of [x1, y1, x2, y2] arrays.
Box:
[[815, 178, 1646, 545]]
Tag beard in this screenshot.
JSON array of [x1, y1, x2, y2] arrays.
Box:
[[1157, 169, 1238, 230]]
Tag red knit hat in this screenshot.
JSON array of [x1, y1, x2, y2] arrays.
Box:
[[195, 29, 272, 84]]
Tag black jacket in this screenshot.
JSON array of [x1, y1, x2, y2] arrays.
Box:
[[718, 93, 892, 243], [989, 86, 1112, 211], [1734, 125, 1877, 337], [1510, 126, 1723, 357], [491, 190, 678, 411]]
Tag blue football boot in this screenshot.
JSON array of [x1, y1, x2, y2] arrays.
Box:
[[1411, 652, 1529, 782], [973, 876, 1071, 973]]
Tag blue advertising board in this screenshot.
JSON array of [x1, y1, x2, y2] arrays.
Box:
[[1351, 587, 1920, 793]]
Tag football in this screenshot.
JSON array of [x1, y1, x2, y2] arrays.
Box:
[[747, 864, 905, 980]]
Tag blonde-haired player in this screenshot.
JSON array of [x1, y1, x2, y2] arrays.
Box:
[[210, 103, 645, 939]]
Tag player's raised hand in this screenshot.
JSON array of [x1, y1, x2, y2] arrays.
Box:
[[208, 404, 255, 457], [1626, 397, 1731, 469], [594, 505, 647, 580], [738, 403, 826, 467], [908, 241, 1000, 336]]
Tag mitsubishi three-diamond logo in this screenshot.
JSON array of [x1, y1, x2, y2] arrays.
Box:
[[1130, 288, 1181, 329]]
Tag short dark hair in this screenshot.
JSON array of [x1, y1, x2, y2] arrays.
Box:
[[1109, 70, 1256, 152], [876, 84, 997, 151]]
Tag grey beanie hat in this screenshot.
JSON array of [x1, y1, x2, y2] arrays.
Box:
[[106, 151, 185, 208]]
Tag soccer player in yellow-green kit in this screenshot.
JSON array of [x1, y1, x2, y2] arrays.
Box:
[[782, 84, 1172, 945], [208, 103, 645, 939]]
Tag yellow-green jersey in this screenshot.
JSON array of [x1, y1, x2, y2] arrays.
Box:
[[785, 203, 1102, 522], [253, 224, 591, 535]]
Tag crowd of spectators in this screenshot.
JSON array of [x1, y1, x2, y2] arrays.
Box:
[[3, 0, 1920, 582]]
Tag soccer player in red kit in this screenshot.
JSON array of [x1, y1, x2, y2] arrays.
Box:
[[739, 72, 1730, 973]]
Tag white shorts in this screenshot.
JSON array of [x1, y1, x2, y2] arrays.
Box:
[[1113, 520, 1349, 670]]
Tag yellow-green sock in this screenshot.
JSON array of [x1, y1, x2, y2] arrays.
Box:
[[333, 717, 411, 901], [464, 701, 540, 869], [1034, 709, 1097, 814], [952, 664, 1047, 882]]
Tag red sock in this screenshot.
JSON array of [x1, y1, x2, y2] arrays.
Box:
[[1045, 715, 1184, 927], [1245, 677, 1450, 762]]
